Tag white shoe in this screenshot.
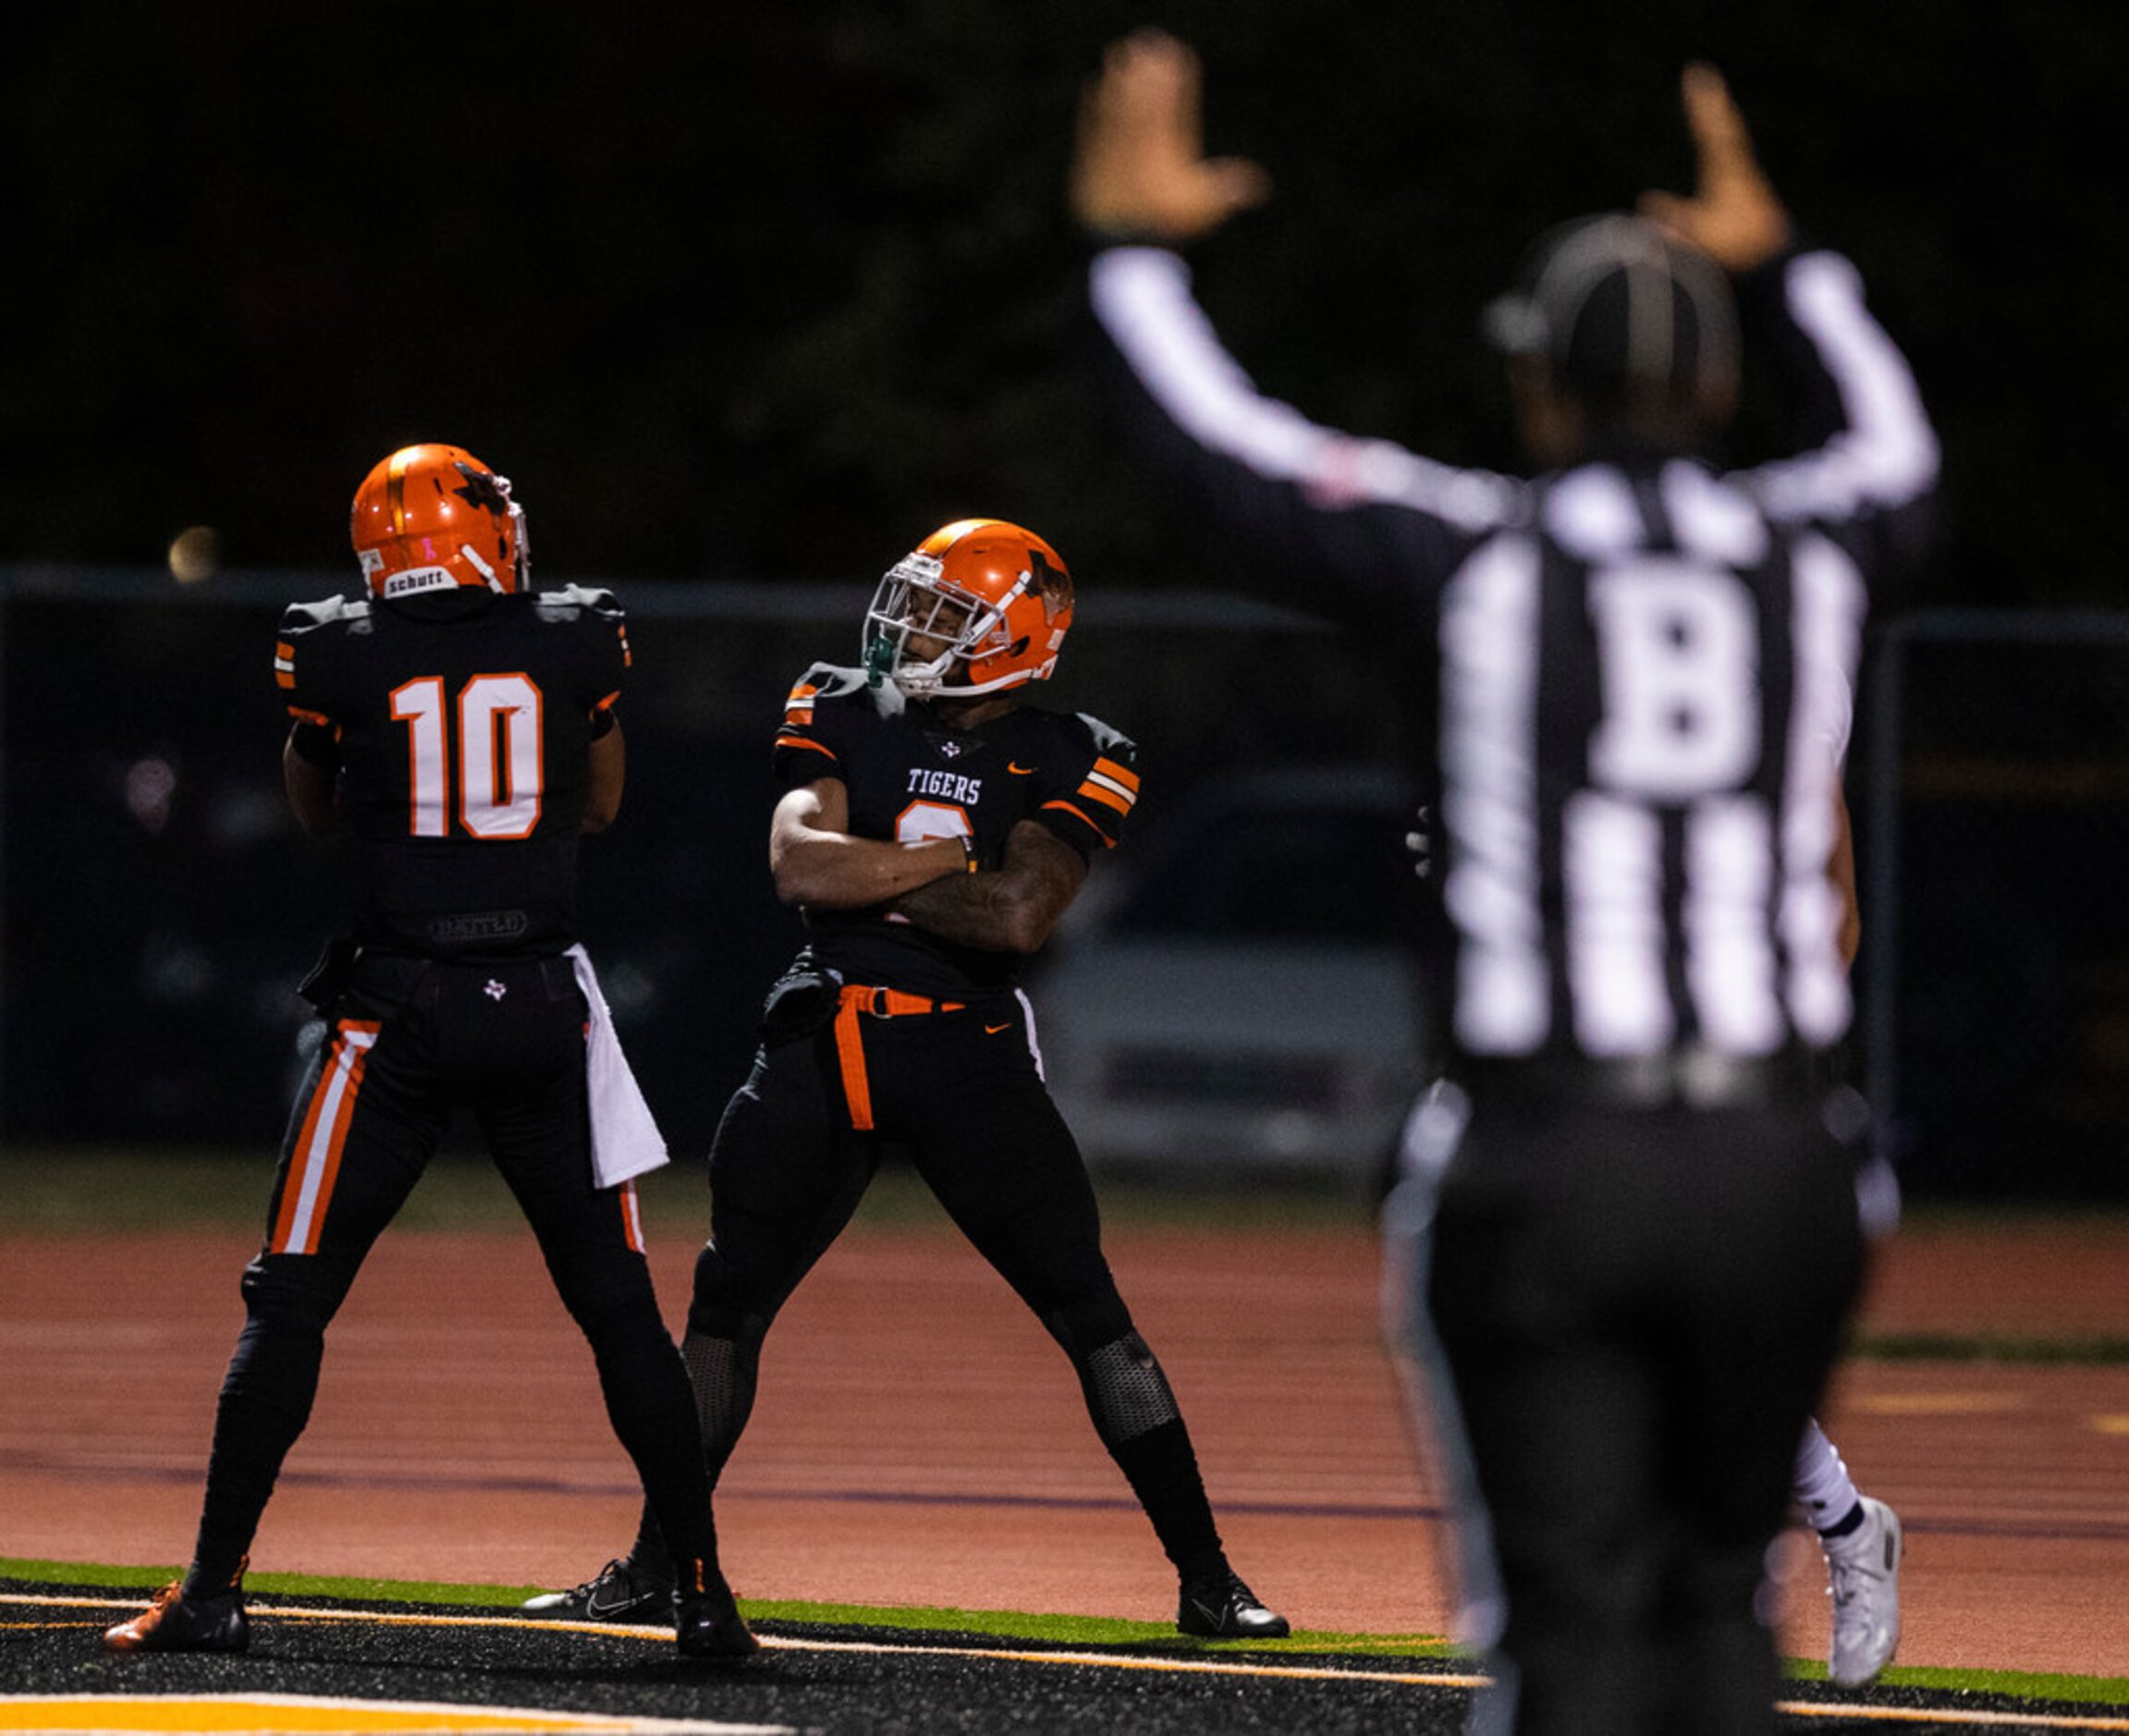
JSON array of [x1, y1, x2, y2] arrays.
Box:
[[1825, 1496, 1903, 1688]]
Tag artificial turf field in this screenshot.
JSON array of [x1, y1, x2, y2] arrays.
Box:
[[8, 1569, 2129, 1734]]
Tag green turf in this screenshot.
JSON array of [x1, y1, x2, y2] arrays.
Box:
[[5, 1554, 1439, 1654], [727, 1595, 1454, 1656], [1782, 1657, 2129, 1708], [20, 1155, 2129, 1370], [0, 1145, 1369, 1236], [0, 1149, 522, 1233], [14, 1555, 2129, 1700]]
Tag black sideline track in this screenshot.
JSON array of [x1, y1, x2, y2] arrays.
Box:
[[3, 1582, 2121, 1734]]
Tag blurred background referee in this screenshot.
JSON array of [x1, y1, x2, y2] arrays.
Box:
[[1071, 31, 1937, 1734]]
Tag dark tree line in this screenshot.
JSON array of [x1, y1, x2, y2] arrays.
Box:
[[6, 0, 2118, 606]]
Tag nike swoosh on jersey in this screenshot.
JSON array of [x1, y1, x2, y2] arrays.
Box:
[[1007, 762, 1035, 775], [985, 1022, 1012, 1034]]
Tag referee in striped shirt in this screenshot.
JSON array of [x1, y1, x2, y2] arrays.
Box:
[[1072, 34, 1936, 1733]]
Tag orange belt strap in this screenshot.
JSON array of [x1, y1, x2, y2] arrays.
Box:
[[831, 992, 875, 1131], [830, 985, 968, 1131]]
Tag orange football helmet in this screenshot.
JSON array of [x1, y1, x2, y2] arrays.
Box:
[[350, 443, 528, 599], [863, 519, 1074, 697]]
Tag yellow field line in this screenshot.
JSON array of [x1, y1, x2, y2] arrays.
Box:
[[12, 1594, 2127, 1729], [1775, 1709, 2129, 1730], [4, 1593, 1483, 1686], [779, 1629, 1492, 1687], [0, 1693, 786, 1734], [5, 1595, 663, 1643]]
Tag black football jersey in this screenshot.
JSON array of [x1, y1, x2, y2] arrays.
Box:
[[275, 585, 631, 960], [772, 663, 1140, 995]]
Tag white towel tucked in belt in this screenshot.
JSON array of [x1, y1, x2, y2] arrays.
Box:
[[566, 944, 668, 1188]]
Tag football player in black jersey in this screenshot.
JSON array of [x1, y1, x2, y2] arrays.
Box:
[[524, 519, 1287, 1641], [104, 445, 754, 1661]]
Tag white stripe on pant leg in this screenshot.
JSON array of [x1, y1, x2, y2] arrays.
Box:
[[284, 1027, 378, 1253], [1013, 989, 1046, 1081], [1379, 1083, 1504, 1657]]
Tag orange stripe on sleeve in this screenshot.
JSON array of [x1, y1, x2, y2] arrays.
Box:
[[1076, 779, 1133, 817], [1043, 798, 1119, 847], [776, 734, 838, 760], [1091, 757, 1140, 793], [287, 705, 332, 727]]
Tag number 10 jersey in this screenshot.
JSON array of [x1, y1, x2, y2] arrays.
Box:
[[275, 585, 631, 960]]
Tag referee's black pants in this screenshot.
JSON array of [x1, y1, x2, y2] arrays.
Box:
[[1425, 1091, 1865, 1736], [190, 954, 716, 1590]]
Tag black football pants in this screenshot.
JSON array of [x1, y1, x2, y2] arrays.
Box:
[[190, 954, 715, 1589], [1423, 1093, 1865, 1736], [633, 994, 1226, 1580]]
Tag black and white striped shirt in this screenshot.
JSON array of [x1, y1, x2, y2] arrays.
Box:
[[1088, 245, 1937, 1064]]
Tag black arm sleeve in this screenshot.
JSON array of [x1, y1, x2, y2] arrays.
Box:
[[288, 719, 341, 766]]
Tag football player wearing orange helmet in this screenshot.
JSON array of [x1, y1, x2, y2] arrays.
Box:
[[348, 441, 531, 599], [104, 446, 755, 1662], [522, 519, 1288, 1642], [861, 517, 1076, 695]]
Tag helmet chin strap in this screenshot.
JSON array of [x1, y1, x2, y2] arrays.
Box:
[[458, 544, 504, 591], [888, 642, 959, 695], [496, 475, 531, 592]]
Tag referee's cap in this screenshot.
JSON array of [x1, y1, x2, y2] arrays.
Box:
[[1483, 214, 1738, 415]]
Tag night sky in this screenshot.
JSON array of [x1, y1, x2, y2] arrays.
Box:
[[7, 0, 2120, 605]]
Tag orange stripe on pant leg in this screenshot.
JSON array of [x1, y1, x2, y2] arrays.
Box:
[[831, 996, 875, 1131], [271, 1053, 340, 1253], [620, 1179, 644, 1253], [301, 1036, 373, 1255], [269, 1022, 379, 1255]]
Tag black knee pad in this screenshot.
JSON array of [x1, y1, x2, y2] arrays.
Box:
[[239, 1253, 347, 1336], [1079, 1329, 1183, 1446], [1041, 1286, 1163, 1442], [685, 1240, 775, 1341]]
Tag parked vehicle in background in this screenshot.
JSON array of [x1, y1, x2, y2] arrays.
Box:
[[1030, 763, 1431, 1191]]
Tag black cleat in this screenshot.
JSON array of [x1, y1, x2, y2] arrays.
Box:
[[1178, 1569, 1290, 1641], [521, 1557, 673, 1622], [104, 1582, 250, 1654], [674, 1563, 761, 1662]]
